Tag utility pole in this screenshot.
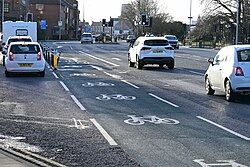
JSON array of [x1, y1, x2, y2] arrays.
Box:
[[2, 0, 4, 23], [59, 0, 62, 40], [235, 0, 240, 45]]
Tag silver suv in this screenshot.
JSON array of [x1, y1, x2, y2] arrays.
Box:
[[164, 35, 179, 49]]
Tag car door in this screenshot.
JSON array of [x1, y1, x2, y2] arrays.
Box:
[[129, 39, 140, 62], [209, 49, 226, 89]]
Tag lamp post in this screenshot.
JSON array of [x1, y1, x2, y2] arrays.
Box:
[[59, 0, 62, 40], [235, 0, 240, 45], [2, 0, 4, 23]]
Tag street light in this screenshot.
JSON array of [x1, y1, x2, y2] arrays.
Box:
[[2, 0, 4, 23], [235, 0, 240, 45], [59, 0, 62, 40]]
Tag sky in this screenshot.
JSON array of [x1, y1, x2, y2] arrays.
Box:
[[77, 0, 203, 24]]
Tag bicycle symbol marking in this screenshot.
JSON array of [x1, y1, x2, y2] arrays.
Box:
[[96, 94, 136, 101], [82, 82, 115, 87], [124, 115, 180, 126], [193, 159, 249, 167]]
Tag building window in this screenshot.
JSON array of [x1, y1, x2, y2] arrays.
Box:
[[35, 4, 44, 11], [4, 3, 9, 13]]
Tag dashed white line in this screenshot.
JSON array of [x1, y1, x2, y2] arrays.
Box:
[[197, 116, 250, 141], [177, 67, 204, 76], [59, 81, 69, 91], [52, 72, 59, 79], [90, 118, 118, 146], [121, 80, 139, 89], [112, 58, 121, 61], [149, 93, 179, 108], [70, 95, 86, 111], [79, 51, 120, 67], [103, 71, 122, 79]]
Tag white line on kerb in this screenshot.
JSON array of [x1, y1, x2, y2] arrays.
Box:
[[90, 118, 118, 146], [79, 51, 120, 67], [197, 116, 250, 141], [59, 81, 69, 91], [52, 72, 59, 79], [70, 95, 86, 111], [149, 93, 179, 108], [121, 80, 139, 89]]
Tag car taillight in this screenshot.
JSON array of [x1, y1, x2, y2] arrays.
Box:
[[235, 67, 244, 76], [37, 52, 42, 60], [9, 52, 14, 61], [165, 47, 174, 50], [141, 47, 151, 51]]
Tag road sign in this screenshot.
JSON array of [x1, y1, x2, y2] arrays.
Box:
[[41, 20, 46, 30], [58, 21, 62, 27]]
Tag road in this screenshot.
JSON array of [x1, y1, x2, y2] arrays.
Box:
[[0, 41, 249, 167]]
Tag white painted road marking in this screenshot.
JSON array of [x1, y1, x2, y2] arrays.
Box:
[[59, 81, 69, 91], [70, 95, 86, 111], [79, 51, 120, 67], [103, 71, 122, 79], [90, 119, 118, 146], [52, 72, 59, 79], [197, 116, 250, 141], [112, 58, 121, 61], [149, 93, 179, 108], [121, 80, 139, 89], [193, 159, 249, 167], [177, 67, 204, 76]]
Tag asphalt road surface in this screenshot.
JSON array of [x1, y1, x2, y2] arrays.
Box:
[[0, 41, 249, 167]]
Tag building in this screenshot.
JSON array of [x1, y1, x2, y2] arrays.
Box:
[[0, 0, 27, 31], [29, 0, 79, 40], [0, 0, 79, 40]]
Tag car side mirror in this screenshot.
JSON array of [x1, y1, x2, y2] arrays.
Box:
[[208, 57, 214, 65], [2, 50, 6, 54]]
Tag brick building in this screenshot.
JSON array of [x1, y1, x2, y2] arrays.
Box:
[[1, 0, 79, 40]]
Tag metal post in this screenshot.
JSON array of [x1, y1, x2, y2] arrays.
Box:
[[59, 0, 62, 40], [235, 0, 239, 45], [2, 0, 4, 23]]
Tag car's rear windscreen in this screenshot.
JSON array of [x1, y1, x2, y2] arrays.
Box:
[[10, 44, 40, 54], [237, 49, 250, 62], [144, 40, 169, 46], [8, 38, 32, 45], [82, 34, 92, 38]]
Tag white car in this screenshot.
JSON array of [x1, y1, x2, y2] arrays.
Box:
[[164, 35, 179, 49], [205, 45, 250, 101], [5, 42, 46, 77], [2, 36, 33, 66], [128, 37, 174, 69], [81, 33, 93, 44]]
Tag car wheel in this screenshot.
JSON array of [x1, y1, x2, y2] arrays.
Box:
[[3, 56, 5, 66], [205, 77, 215, 95], [225, 80, 236, 101], [159, 63, 164, 68], [39, 70, 45, 77], [128, 54, 135, 67], [5, 70, 10, 77], [168, 61, 174, 69], [81, 42, 83, 44], [136, 56, 143, 69]]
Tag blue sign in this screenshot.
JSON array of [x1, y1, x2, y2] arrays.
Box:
[[41, 20, 46, 30], [87, 25, 92, 33]]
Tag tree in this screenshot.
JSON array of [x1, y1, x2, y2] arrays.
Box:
[[198, 0, 250, 44], [120, 0, 173, 37]]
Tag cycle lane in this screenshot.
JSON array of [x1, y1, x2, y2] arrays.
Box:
[[53, 53, 250, 167]]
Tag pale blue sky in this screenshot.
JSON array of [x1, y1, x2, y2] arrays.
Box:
[[77, 0, 203, 23]]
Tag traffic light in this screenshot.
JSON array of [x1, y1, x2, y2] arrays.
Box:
[[219, 24, 223, 31], [102, 19, 106, 27], [27, 13, 33, 22], [108, 19, 113, 27], [141, 14, 146, 25]]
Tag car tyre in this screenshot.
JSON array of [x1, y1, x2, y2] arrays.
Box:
[[168, 61, 174, 69], [39, 70, 45, 77], [3, 56, 5, 66], [5, 70, 10, 77], [205, 76, 215, 95], [128, 54, 135, 67], [136, 56, 143, 69], [159, 63, 164, 68], [225, 80, 236, 101]]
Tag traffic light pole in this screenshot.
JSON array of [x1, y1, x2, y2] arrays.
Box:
[[2, 0, 4, 23]]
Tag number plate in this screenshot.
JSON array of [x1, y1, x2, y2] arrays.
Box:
[[153, 50, 163, 53], [18, 63, 33, 67]]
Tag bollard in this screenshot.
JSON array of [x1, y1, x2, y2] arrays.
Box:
[[52, 49, 59, 70]]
